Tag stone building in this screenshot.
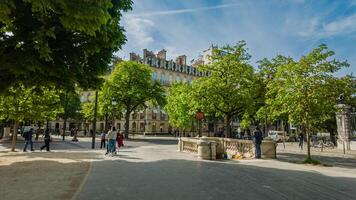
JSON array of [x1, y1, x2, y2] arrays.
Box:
[[49, 49, 207, 135]]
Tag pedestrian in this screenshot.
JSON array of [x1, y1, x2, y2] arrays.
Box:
[[106, 127, 117, 156], [117, 131, 124, 149], [100, 131, 106, 149], [253, 126, 263, 158], [40, 129, 51, 152], [298, 133, 304, 150], [23, 128, 34, 152]]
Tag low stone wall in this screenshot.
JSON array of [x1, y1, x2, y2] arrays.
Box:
[[178, 137, 198, 154], [178, 137, 276, 160]]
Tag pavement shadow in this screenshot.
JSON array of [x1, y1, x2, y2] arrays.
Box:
[[277, 152, 356, 169], [79, 158, 356, 200], [0, 158, 90, 200]]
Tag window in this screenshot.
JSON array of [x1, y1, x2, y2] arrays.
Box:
[[160, 73, 165, 84], [152, 110, 157, 120], [152, 123, 156, 132], [132, 112, 137, 120], [132, 122, 136, 132], [140, 123, 145, 131], [152, 71, 157, 80], [140, 111, 145, 119]]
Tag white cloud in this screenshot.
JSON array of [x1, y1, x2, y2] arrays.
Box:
[[128, 3, 240, 17], [123, 16, 155, 48], [323, 14, 356, 37], [293, 14, 356, 38]]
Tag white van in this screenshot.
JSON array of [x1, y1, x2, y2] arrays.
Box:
[[267, 130, 288, 142]]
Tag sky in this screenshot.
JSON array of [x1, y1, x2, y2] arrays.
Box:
[[116, 0, 356, 76]]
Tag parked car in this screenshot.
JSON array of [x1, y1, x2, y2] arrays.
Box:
[[266, 130, 288, 142]]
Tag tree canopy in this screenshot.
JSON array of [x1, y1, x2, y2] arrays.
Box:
[[262, 44, 351, 161], [0, 0, 132, 92], [165, 82, 197, 130], [104, 61, 166, 138], [195, 41, 259, 137]]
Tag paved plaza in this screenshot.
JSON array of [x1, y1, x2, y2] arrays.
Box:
[[1, 136, 356, 200]]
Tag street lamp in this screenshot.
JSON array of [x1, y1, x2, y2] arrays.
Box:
[[111, 98, 117, 129], [91, 91, 98, 149], [195, 110, 205, 137]]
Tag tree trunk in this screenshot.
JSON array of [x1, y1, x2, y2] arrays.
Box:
[[105, 112, 109, 131], [226, 115, 231, 138], [306, 126, 311, 160], [124, 111, 130, 139], [62, 118, 67, 141], [11, 121, 19, 152], [46, 119, 49, 130]]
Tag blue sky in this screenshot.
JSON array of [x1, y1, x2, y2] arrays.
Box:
[[117, 0, 356, 76]]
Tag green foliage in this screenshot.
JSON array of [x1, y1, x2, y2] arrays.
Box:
[[266, 44, 349, 128], [0, 84, 61, 122], [262, 44, 351, 159], [303, 158, 321, 165], [240, 112, 251, 129], [58, 90, 81, 121], [105, 61, 166, 137], [194, 41, 259, 136], [165, 83, 197, 129], [0, 0, 132, 92]]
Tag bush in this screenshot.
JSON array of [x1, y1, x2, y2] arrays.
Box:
[[303, 158, 321, 165]]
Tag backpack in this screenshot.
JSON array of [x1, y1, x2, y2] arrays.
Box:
[[22, 131, 27, 138]]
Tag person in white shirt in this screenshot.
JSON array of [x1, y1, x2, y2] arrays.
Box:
[[106, 127, 117, 156]]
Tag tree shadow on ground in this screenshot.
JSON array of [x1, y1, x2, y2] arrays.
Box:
[[79, 158, 356, 200], [277, 152, 356, 169], [0, 159, 90, 200]]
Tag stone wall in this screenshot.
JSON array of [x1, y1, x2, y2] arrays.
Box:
[[178, 137, 276, 160]]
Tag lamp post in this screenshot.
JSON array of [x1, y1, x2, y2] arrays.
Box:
[[91, 91, 98, 149], [195, 110, 205, 137], [111, 98, 117, 129]]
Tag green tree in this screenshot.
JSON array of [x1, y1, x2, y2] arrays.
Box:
[[58, 90, 81, 140], [195, 41, 258, 137], [165, 82, 197, 133], [105, 61, 166, 138], [0, 0, 132, 92], [265, 44, 349, 162], [0, 85, 61, 151]]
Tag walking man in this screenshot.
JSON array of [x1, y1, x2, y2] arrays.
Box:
[[100, 131, 106, 149], [298, 133, 304, 150], [40, 129, 51, 152], [253, 126, 263, 158], [23, 128, 34, 152]]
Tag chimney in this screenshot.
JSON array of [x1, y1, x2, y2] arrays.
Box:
[[176, 55, 187, 65], [157, 49, 167, 60], [143, 49, 155, 59]]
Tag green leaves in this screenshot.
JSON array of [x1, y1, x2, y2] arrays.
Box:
[[165, 83, 197, 129], [262, 44, 352, 128], [0, 0, 133, 93], [105, 61, 166, 114], [0, 84, 62, 122]]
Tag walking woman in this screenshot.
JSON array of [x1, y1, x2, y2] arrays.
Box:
[[40, 129, 51, 152]]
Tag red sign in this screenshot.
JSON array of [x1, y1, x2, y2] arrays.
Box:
[[195, 111, 205, 120]]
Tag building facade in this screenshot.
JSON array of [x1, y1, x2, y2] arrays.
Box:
[[50, 49, 209, 135]]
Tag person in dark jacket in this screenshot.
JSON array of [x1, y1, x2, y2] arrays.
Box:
[[253, 126, 263, 158], [40, 129, 51, 152], [298, 133, 304, 150], [23, 128, 34, 152]]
